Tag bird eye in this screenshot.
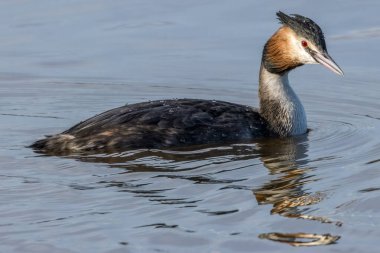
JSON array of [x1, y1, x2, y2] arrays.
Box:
[[301, 40, 308, 47]]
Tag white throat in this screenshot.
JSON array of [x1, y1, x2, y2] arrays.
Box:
[[259, 66, 307, 136]]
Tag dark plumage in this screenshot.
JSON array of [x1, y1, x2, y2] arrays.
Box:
[[31, 99, 270, 154], [276, 11, 327, 51]]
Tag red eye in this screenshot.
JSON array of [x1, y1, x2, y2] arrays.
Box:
[[301, 40, 308, 47]]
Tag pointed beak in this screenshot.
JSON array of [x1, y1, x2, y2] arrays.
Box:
[[312, 50, 344, 76]]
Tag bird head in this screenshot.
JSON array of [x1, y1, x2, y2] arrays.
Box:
[[262, 11, 344, 76]]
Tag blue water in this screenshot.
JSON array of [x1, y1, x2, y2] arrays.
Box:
[[1, 1, 380, 252]]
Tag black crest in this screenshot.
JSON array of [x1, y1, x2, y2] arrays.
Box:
[[276, 11, 327, 51]]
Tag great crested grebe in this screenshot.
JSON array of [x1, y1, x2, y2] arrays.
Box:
[[31, 11, 343, 154]]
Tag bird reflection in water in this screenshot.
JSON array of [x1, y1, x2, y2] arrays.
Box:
[[254, 136, 340, 246], [65, 136, 340, 247]]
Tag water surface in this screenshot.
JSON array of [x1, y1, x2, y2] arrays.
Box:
[[1, 1, 380, 252]]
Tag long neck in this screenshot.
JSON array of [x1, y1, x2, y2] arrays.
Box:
[[259, 65, 307, 136]]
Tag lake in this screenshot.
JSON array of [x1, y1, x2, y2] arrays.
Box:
[[1, 0, 380, 252]]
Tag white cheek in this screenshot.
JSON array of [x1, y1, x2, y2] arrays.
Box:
[[299, 48, 317, 64], [289, 36, 318, 64]]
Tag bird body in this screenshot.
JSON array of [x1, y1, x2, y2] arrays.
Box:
[[31, 99, 270, 153], [31, 11, 343, 154]]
